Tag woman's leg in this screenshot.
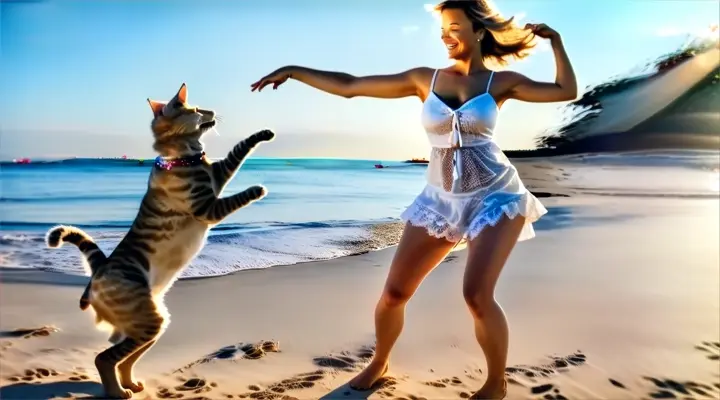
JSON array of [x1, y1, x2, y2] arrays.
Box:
[[463, 215, 526, 400], [349, 223, 458, 390]]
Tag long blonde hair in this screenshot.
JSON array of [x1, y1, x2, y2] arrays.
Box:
[[434, 0, 536, 67]]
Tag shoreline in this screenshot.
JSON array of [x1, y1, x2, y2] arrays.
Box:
[[1, 195, 718, 400], [3, 159, 718, 280], [3, 147, 719, 166]]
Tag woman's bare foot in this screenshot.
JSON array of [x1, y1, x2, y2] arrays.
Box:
[[348, 361, 389, 390], [470, 379, 507, 399]]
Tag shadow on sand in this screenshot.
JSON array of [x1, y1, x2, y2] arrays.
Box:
[[0, 380, 104, 400], [0, 268, 88, 287], [533, 205, 639, 232], [320, 382, 384, 400]]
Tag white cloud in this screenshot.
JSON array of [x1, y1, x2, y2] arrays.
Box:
[[401, 25, 420, 35]]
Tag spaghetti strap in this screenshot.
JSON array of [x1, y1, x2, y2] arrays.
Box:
[[430, 69, 439, 92], [485, 71, 495, 93]]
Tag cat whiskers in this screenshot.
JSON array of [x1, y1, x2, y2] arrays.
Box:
[[212, 114, 223, 136]]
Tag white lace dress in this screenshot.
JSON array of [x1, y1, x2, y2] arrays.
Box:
[[400, 70, 547, 242]]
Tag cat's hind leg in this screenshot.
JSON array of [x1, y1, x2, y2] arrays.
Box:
[[95, 337, 149, 399], [117, 299, 168, 393], [117, 339, 157, 393], [94, 295, 164, 397]]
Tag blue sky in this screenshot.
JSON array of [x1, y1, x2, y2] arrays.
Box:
[[1, 0, 718, 160]]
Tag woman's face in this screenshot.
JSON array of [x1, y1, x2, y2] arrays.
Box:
[[440, 8, 481, 59]]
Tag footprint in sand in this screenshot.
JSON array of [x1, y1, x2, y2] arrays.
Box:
[[695, 341, 720, 361], [639, 343, 720, 399], [0, 327, 59, 359], [312, 344, 403, 397], [67, 371, 92, 382], [359, 376, 399, 398], [608, 378, 626, 389], [504, 351, 587, 382], [394, 396, 429, 400], [201, 370, 334, 400], [490, 351, 587, 399], [235, 370, 329, 399], [156, 377, 219, 399], [0, 326, 59, 340], [423, 376, 465, 389], [312, 344, 376, 372], [6, 367, 61, 383], [642, 376, 719, 399], [529, 384, 570, 400], [175, 340, 280, 372], [166, 351, 327, 400], [429, 355, 582, 400], [432, 370, 576, 400]]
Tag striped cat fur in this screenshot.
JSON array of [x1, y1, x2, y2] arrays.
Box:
[[46, 83, 274, 398]]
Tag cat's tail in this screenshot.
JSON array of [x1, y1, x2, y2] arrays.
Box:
[[46, 225, 107, 310]]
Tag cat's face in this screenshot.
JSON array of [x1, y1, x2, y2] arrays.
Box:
[[147, 83, 216, 142]]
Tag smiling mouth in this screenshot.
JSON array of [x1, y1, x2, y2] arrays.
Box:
[[446, 43, 458, 50]]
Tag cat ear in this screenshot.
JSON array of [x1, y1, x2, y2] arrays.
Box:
[[147, 98, 166, 116], [176, 83, 187, 104]]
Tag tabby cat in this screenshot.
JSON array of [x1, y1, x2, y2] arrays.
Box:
[[45, 83, 275, 399]]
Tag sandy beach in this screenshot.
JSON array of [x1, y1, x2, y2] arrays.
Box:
[[1, 159, 719, 400]]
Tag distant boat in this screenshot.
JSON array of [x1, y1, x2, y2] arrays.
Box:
[[13, 158, 31, 164], [403, 158, 429, 164], [374, 163, 385, 169]]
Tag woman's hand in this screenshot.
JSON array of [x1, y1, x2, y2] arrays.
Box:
[[249, 66, 426, 100], [251, 67, 294, 92], [504, 22, 576, 103], [524, 23, 559, 40]]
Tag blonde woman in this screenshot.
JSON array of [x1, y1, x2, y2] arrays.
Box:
[[252, 0, 576, 397]]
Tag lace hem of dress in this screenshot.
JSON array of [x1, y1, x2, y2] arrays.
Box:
[[400, 201, 465, 242], [466, 193, 545, 241], [400, 192, 546, 243]]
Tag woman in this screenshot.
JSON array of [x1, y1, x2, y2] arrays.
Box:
[[251, 0, 576, 398]]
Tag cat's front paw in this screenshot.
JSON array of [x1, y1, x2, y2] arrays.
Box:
[[253, 129, 275, 143], [246, 185, 267, 200]]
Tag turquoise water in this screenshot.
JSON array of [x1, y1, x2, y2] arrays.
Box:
[[0, 158, 429, 276], [2, 151, 718, 278], [1, 158, 427, 229]]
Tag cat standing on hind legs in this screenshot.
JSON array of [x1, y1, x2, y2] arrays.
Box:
[[46, 82, 275, 399]]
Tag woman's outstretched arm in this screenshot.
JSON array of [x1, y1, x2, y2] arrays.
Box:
[[505, 24, 578, 103], [251, 66, 431, 99]]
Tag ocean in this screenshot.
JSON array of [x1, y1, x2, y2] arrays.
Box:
[[0, 158, 428, 278], [1, 151, 718, 279]]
